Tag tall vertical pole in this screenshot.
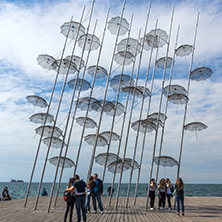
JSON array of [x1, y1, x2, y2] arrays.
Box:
[[23, 15, 73, 208]]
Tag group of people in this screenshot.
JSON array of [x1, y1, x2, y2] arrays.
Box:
[[148, 177, 185, 217], [1, 187, 11, 201], [64, 173, 104, 222]]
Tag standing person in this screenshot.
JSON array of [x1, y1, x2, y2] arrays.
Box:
[[107, 185, 114, 197], [85, 176, 96, 213], [148, 178, 158, 210], [158, 178, 166, 210], [64, 178, 76, 222], [92, 173, 104, 214], [175, 177, 185, 217], [165, 178, 172, 210]]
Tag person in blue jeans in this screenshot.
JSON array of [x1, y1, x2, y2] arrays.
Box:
[[85, 176, 96, 213], [175, 177, 185, 217], [67, 174, 86, 222], [92, 173, 104, 214]]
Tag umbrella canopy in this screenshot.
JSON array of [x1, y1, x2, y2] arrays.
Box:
[[154, 156, 178, 167], [124, 158, 140, 170], [67, 78, 91, 91], [65, 55, 85, 70], [29, 113, 54, 124], [100, 131, 120, 141], [140, 34, 159, 51], [78, 34, 100, 51], [117, 37, 141, 56], [87, 65, 108, 79], [107, 159, 131, 173], [84, 134, 108, 146], [43, 137, 66, 148], [131, 119, 157, 133], [175, 44, 193, 57], [26, 95, 48, 108], [60, 21, 85, 39], [168, 93, 189, 105], [190, 67, 213, 82], [163, 84, 187, 97], [114, 51, 134, 65], [146, 117, 163, 128], [148, 112, 167, 122], [76, 117, 97, 129], [95, 153, 121, 166], [106, 101, 125, 116], [107, 16, 129, 35], [35, 125, 63, 138], [136, 86, 151, 97], [75, 97, 99, 111], [49, 156, 75, 168], [121, 86, 144, 97], [36, 54, 56, 70], [156, 57, 173, 69], [147, 28, 168, 48], [52, 59, 77, 75], [110, 74, 134, 91]]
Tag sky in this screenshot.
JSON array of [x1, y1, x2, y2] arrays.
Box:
[[0, 0, 222, 186]]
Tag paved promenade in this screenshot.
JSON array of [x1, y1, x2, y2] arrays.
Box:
[[0, 196, 222, 221]]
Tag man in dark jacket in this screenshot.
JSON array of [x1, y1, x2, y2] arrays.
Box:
[[92, 173, 103, 214]]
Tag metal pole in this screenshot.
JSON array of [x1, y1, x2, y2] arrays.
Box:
[[115, 1, 152, 210], [87, 0, 127, 181], [23, 16, 73, 208]]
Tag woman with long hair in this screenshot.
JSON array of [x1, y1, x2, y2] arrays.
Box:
[[165, 178, 172, 210], [158, 178, 166, 210], [64, 177, 76, 222], [85, 176, 96, 213], [175, 177, 185, 217]]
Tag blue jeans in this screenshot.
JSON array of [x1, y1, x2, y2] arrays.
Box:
[[75, 196, 86, 222], [176, 195, 184, 213], [85, 189, 91, 211], [92, 192, 103, 212]]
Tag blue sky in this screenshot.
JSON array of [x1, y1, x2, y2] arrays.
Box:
[[0, 0, 222, 185]]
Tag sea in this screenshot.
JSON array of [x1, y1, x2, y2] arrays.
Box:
[[1, 182, 222, 200]]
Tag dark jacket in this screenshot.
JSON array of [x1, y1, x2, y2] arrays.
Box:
[[175, 183, 184, 196], [95, 179, 103, 194]]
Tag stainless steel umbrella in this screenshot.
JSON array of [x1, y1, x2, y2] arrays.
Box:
[[67, 78, 91, 91], [148, 112, 167, 122], [147, 28, 168, 48], [26, 95, 48, 108], [121, 86, 144, 97], [87, 65, 108, 79], [84, 134, 108, 146], [140, 34, 159, 51], [75, 97, 99, 111], [110, 74, 134, 91], [131, 119, 157, 133], [163, 84, 187, 97], [107, 159, 131, 173], [35, 125, 63, 138], [168, 93, 189, 105], [190, 67, 213, 82], [36, 54, 56, 70], [154, 156, 178, 167], [60, 21, 85, 39], [65, 55, 85, 70], [100, 131, 120, 141], [78, 34, 100, 51], [156, 57, 173, 69], [52, 59, 77, 75], [49, 156, 75, 168], [136, 86, 151, 97], [175, 44, 193, 57], [95, 153, 121, 166], [107, 16, 129, 35], [114, 51, 134, 65], [76, 117, 97, 129], [43, 137, 66, 148], [106, 101, 125, 116], [29, 113, 54, 124]]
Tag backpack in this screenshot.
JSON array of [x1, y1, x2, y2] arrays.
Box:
[[63, 191, 71, 202], [170, 185, 174, 193]]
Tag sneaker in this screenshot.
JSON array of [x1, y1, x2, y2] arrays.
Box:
[[100, 211, 104, 214], [150, 208, 154, 210], [177, 214, 180, 217], [93, 211, 97, 214], [160, 207, 163, 210], [182, 213, 185, 216]]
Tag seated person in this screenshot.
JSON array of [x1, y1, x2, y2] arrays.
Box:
[[1, 187, 9, 201], [41, 188, 48, 196]]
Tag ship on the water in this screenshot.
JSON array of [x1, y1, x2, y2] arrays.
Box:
[[10, 179, 24, 182]]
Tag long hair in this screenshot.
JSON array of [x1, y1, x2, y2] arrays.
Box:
[[68, 177, 75, 188], [87, 176, 94, 186], [176, 177, 184, 189]]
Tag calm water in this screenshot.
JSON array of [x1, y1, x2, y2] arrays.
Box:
[[0, 182, 222, 200]]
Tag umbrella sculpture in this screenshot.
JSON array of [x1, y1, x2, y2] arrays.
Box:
[[136, 86, 151, 97], [163, 84, 187, 97], [107, 16, 129, 35], [117, 37, 141, 56], [106, 101, 125, 116], [168, 93, 189, 105], [36, 54, 56, 70], [154, 156, 179, 167], [190, 67, 213, 82], [156, 56, 173, 69], [84, 134, 108, 146], [67, 78, 91, 91], [95, 153, 121, 166], [75, 97, 99, 111], [121, 86, 145, 97], [175, 44, 193, 57], [110, 74, 134, 91], [35, 125, 63, 138], [131, 119, 157, 133], [100, 131, 120, 141], [26, 95, 48, 108], [125, 158, 140, 170], [87, 65, 108, 79], [60, 21, 85, 39], [29, 113, 54, 124], [78, 34, 100, 51], [43, 137, 66, 148], [184, 121, 208, 140], [114, 51, 135, 65], [148, 112, 167, 122], [140, 34, 159, 51], [147, 28, 168, 48], [52, 59, 77, 75], [146, 117, 163, 128], [65, 55, 85, 70], [75, 117, 97, 129], [49, 156, 75, 168]]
